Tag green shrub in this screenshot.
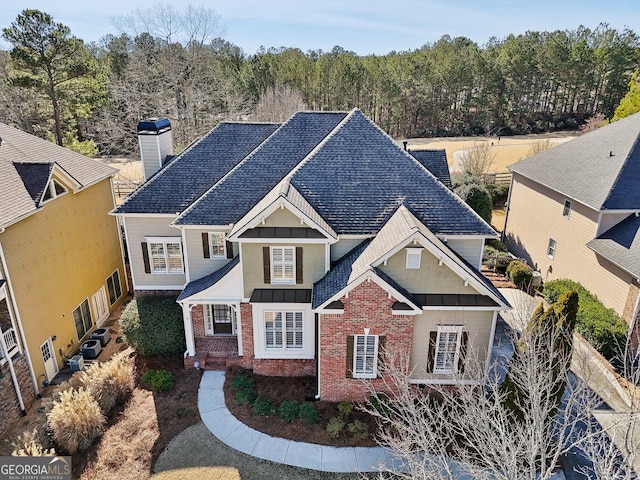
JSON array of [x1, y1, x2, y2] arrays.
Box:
[[368, 393, 392, 415], [278, 400, 299, 422], [326, 417, 345, 438], [486, 239, 507, 251], [47, 388, 105, 454], [485, 183, 510, 207], [347, 419, 369, 439], [119, 296, 185, 355], [235, 388, 257, 406], [253, 397, 275, 416], [543, 279, 628, 361], [454, 181, 492, 223], [298, 403, 319, 425], [506, 260, 533, 288], [141, 369, 174, 393], [337, 401, 354, 418], [230, 374, 254, 391]]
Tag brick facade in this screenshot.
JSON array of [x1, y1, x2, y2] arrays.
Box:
[[319, 280, 414, 402], [0, 356, 36, 440], [192, 305, 206, 337], [253, 358, 316, 376], [238, 303, 254, 369]]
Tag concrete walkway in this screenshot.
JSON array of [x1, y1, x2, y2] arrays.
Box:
[[197, 370, 395, 473]]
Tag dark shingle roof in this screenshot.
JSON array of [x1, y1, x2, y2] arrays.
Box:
[[290, 110, 494, 235], [409, 149, 452, 188], [0, 122, 115, 227], [175, 112, 348, 225], [509, 112, 640, 211], [177, 256, 240, 301], [13, 163, 53, 203], [586, 214, 640, 278], [115, 122, 280, 214]]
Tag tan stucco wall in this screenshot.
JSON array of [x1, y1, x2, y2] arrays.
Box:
[[505, 174, 632, 315], [0, 177, 126, 390]]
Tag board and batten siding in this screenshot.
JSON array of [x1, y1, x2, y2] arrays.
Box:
[[506, 174, 631, 315], [184, 228, 232, 281], [378, 246, 479, 295], [122, 215, 186, 289], [411, 310, 495, 381], [445, 238, 485, 270]]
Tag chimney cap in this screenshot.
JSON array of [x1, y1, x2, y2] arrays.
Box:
[[137, 117, 171, 134]]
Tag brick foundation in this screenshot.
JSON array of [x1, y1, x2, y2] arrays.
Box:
[[253, 358, 316, 376], [133, 289, 182, 298], [0, 356, 36, 440], [319, 280, 414, 402]]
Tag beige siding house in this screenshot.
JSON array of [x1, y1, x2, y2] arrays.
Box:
[[504, 112, 640, 347]]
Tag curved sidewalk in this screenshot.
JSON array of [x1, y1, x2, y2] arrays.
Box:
[[197, 370, 397, 473]]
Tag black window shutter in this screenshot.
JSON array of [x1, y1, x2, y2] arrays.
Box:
[[226, 241, 233, 258], [458, 331, 469, 374], [202, 233, 210, 258], [346, 335, 354, 378], [263, 247, 271, 283], [426, 331, 437, 373], [296, 247, 303, 284], [141, 242, 151, 274], [377, 335, 386, 378]]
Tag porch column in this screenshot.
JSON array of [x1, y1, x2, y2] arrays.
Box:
[[182, 303, 196, 357]]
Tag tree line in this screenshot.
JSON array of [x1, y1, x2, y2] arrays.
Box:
[[1, 7, 639, 157]]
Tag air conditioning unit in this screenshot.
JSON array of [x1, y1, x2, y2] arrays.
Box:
[[80, 339, 102, 359], [69, 354, 85, 372], [90, 328, 111, 346]]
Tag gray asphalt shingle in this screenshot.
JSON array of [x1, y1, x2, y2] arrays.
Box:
[[586, 214, 640, 278], [409, 149, 452, 188]]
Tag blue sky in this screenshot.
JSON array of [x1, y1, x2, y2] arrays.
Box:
[[2, 0, 638, 55]]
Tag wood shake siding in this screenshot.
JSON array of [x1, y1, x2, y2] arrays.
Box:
[[506, 174, 631, 314]]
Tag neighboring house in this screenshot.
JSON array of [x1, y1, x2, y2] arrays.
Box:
[[0, 123, 127, 434], [504, 112, 640, 348], [114, 109, 510, 401]]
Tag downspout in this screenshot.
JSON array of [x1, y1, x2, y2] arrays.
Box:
[[0, 239, 39, 396], [315, 313, 321, 400], [0, 328, 25, 414]]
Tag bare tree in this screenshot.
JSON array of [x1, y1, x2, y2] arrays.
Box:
[[249, 85, 308, 122], [459, 141, 496, 177], [579, 113, 608, 134], [526, 139, 554, 156], [361, 293, 602, 480]]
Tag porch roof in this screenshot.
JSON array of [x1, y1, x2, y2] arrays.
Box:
[[177, 256, 240, 302]]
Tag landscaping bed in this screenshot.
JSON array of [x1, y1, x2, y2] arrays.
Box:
[[223, 367, 378, 447]]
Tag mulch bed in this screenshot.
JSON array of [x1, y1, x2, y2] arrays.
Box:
[[223, 367, 379, 447]]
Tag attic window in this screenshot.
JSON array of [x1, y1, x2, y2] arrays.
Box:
[[406, 248, 422, 269], [42, 179, 67, 202]]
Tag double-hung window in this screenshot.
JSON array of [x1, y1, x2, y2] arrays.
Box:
[[271, 246, 295, 284], [562, 200, 572, 218], [148, 238, 183, 273], [547, 238, 557, 259], [106, 270, 122, 305], [73, 299, 93, 340], [264, 311, 303, 350], [209, 232, 226, 257], [434, 326, 463, 374], [353, 334, 378, 378]]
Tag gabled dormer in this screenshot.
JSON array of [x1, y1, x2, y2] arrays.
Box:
[[13, 162, 80, 208]]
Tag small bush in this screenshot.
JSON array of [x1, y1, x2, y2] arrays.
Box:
[[454, 180, 493, 223], [47, 388, 105, 454], [485, 183, 510, 207], [337, 401, 354, 418], [485, 238, 507, 252], [12, 439, 56, 457], [119, 296, 185, 355], [543, 279, 628, 361], [368, 393, 392, 416], [252, 397, 275, 416], [347, 419, 369, 439], [506, 260, 533, 288], [326, 417, 345, 438], [79, 357, 135, 413], [278, 400, 299, 422], [230, 374, 254, 391], [235, 388, 257, 406], [141, 369, 174, 393], [298, 403, 319, 425]]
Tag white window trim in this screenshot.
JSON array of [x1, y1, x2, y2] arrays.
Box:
[[42, 179, 67, 203], [547, 238, 557, 259], [406, 248, 423, 269], [353, 333, 379, 379], [209, 232, 227, 258], [73, 298, 93, 341], [434, 325, 463, 374], [146, 237, 184, 274], [264, 310, 304, 350], [252, 303, 314, 359], [270, 246, 296, 285], [562, 200, 572, 219]]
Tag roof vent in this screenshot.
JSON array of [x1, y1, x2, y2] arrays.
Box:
[[610, 151, 615, 157]]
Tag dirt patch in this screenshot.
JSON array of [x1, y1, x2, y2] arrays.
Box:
[[223, 368, 378, 447]]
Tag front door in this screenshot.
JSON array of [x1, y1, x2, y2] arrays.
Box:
[[92, 287, 109, 325], [205, 305, 235, 335], [41, 337, 58, 383]]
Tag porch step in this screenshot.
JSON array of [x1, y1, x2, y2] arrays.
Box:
[[203, 352, 237, 371]]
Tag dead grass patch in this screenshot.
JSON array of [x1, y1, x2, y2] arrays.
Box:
[[151, 467, 241, 480]]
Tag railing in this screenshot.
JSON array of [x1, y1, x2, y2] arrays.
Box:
[[481, 171, 512, 185], [114, 180, 142, 201], [1, 327, 19, 359]]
